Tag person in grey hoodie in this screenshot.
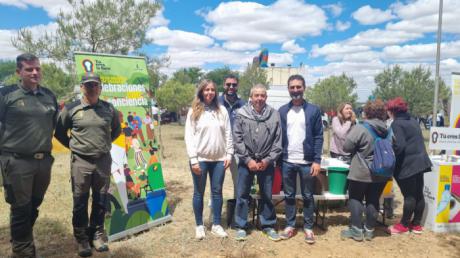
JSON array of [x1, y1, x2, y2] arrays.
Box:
[[233, 84, 282, 241], [341, 99, 390, 241]]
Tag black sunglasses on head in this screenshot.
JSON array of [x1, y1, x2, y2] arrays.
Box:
[[225, 83, 238, 87]]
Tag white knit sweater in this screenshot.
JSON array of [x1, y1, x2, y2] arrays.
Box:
[[184, 106, 234, 164]]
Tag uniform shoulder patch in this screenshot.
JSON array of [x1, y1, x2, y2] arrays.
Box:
[[0, 85, 19, 96]]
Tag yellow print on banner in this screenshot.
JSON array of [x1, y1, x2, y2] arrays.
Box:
[[100, 75, 126, 84], [127, 92, 143, 99], [453, 77, 460, 95], [436, 165, 453, 223]]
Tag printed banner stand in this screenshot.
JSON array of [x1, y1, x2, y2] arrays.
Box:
[[422, 159, 460, 233], [74, 52, 171, 241], [450, 72, 460, 155]]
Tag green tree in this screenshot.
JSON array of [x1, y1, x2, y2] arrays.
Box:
[[204, 66, 236, 92], [238, 63, 268, 100], [41, 63, 75, 101], [12, 0, 160, 62], [156, 79, 195, 121], [0, 60, 16, 84], [306, 73, 358, 113], [171, 67, 203, 85], [373, 65, 451, 117]]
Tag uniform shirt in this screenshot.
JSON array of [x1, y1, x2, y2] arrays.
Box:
[[285, 105, 309, 164], [55, 99, 121, 156], [0, 84, 58, 154]]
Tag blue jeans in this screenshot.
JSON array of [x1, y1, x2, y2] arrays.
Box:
[[282, 161, 315, 230], [191, 161, 225, 226], [235, 163, 276, 229]]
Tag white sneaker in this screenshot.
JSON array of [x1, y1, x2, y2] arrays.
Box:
[[211, 225, 228, 238], [195, 225, 206, 240]]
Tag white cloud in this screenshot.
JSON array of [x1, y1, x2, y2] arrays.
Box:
[[311, 43, 370, 61], [347, 29, 422, 47], [281, 40, 306, 54], [352, 5, 395, 25], [0, 0, 71, 17], [0, 22, 58, 60], [222, 41, 260, 51], [335, 20, 351, 31], [382, 41, 460, 62], [304, 60, 386, 101], [147, 26, 214, 49], [159, 46, 293, 75], [204, 0, 328, 46], [387, 0, 460, 34], [0, 0, 27, 8], [149, 7, 169, 27], [342, 51, 381, 62], [323, 3, 343, 17], [0, 29, 22, 59]]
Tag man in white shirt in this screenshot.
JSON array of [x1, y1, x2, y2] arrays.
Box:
[[278, 74, 324, 244]]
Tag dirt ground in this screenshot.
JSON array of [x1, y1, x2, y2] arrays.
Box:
[[1, 124, 459, 258]]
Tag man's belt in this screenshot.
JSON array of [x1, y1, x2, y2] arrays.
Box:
[[74, 152, 109, 161], [1, 151, 50, 160]]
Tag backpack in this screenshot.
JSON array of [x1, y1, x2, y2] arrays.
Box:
[[361, 122, 395, 178]]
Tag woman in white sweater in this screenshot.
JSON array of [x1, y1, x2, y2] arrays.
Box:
[[184, 79, 234, 240]]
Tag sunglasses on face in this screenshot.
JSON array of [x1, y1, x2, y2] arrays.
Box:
[[225, 83, 238, 88]]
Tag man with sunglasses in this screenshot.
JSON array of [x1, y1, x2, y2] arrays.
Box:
[[55, 72, 121, 257], [218, 74, 246, 199], [0, 53, 58, 258]]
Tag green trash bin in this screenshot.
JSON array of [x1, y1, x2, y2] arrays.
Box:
[[327, 167, 349, 194]]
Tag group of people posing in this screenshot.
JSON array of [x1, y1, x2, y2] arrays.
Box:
[[184, 74, 432, 243], [0, 52, 433, 258]]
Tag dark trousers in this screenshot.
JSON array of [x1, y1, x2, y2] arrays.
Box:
[[395, 173, 425, 227], [282, 161, 315, 230], [235, 163, 276, 229], [71, 153, 111, 241], [348, 180, 386, 229], [0, 154, 54, 256], [190, 161, 225, 225]]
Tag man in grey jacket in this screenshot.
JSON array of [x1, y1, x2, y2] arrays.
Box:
[[233, 84, 282, 241]]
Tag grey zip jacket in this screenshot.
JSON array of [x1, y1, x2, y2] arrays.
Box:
[[233, 103, 282, 165], [343, 119, 390, 183]]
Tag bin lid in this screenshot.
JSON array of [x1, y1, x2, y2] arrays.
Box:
[[328, 167, 349, 172]]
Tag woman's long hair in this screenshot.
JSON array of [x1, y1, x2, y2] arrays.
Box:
[[337, 102, 353, 124], [191, 79, 220, 121]]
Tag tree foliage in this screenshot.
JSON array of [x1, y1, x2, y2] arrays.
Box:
[[0, 60, 16, 84], [373, 65, 451, 116], [204, 66, 236, 92], [12, 0, 160, 61], [171, 67, 203, 85], [306, 73, 358, 113], [238, 63, 268, 100], [155, 79, 195, 114], [41, 63, 75, 101]]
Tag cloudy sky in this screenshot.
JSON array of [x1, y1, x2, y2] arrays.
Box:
[[1, 0, 459, 100]]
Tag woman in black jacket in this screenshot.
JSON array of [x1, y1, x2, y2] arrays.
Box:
[[386, 97, 432, 234]]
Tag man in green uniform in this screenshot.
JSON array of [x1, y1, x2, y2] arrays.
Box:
[[55, 72, 121, 257], [0, 53, 58, 258]]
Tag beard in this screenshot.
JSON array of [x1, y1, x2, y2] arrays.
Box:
[[290, 92, 303, 100]]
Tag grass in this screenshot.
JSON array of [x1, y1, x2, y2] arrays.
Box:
[[0, 124, 459, 258]]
